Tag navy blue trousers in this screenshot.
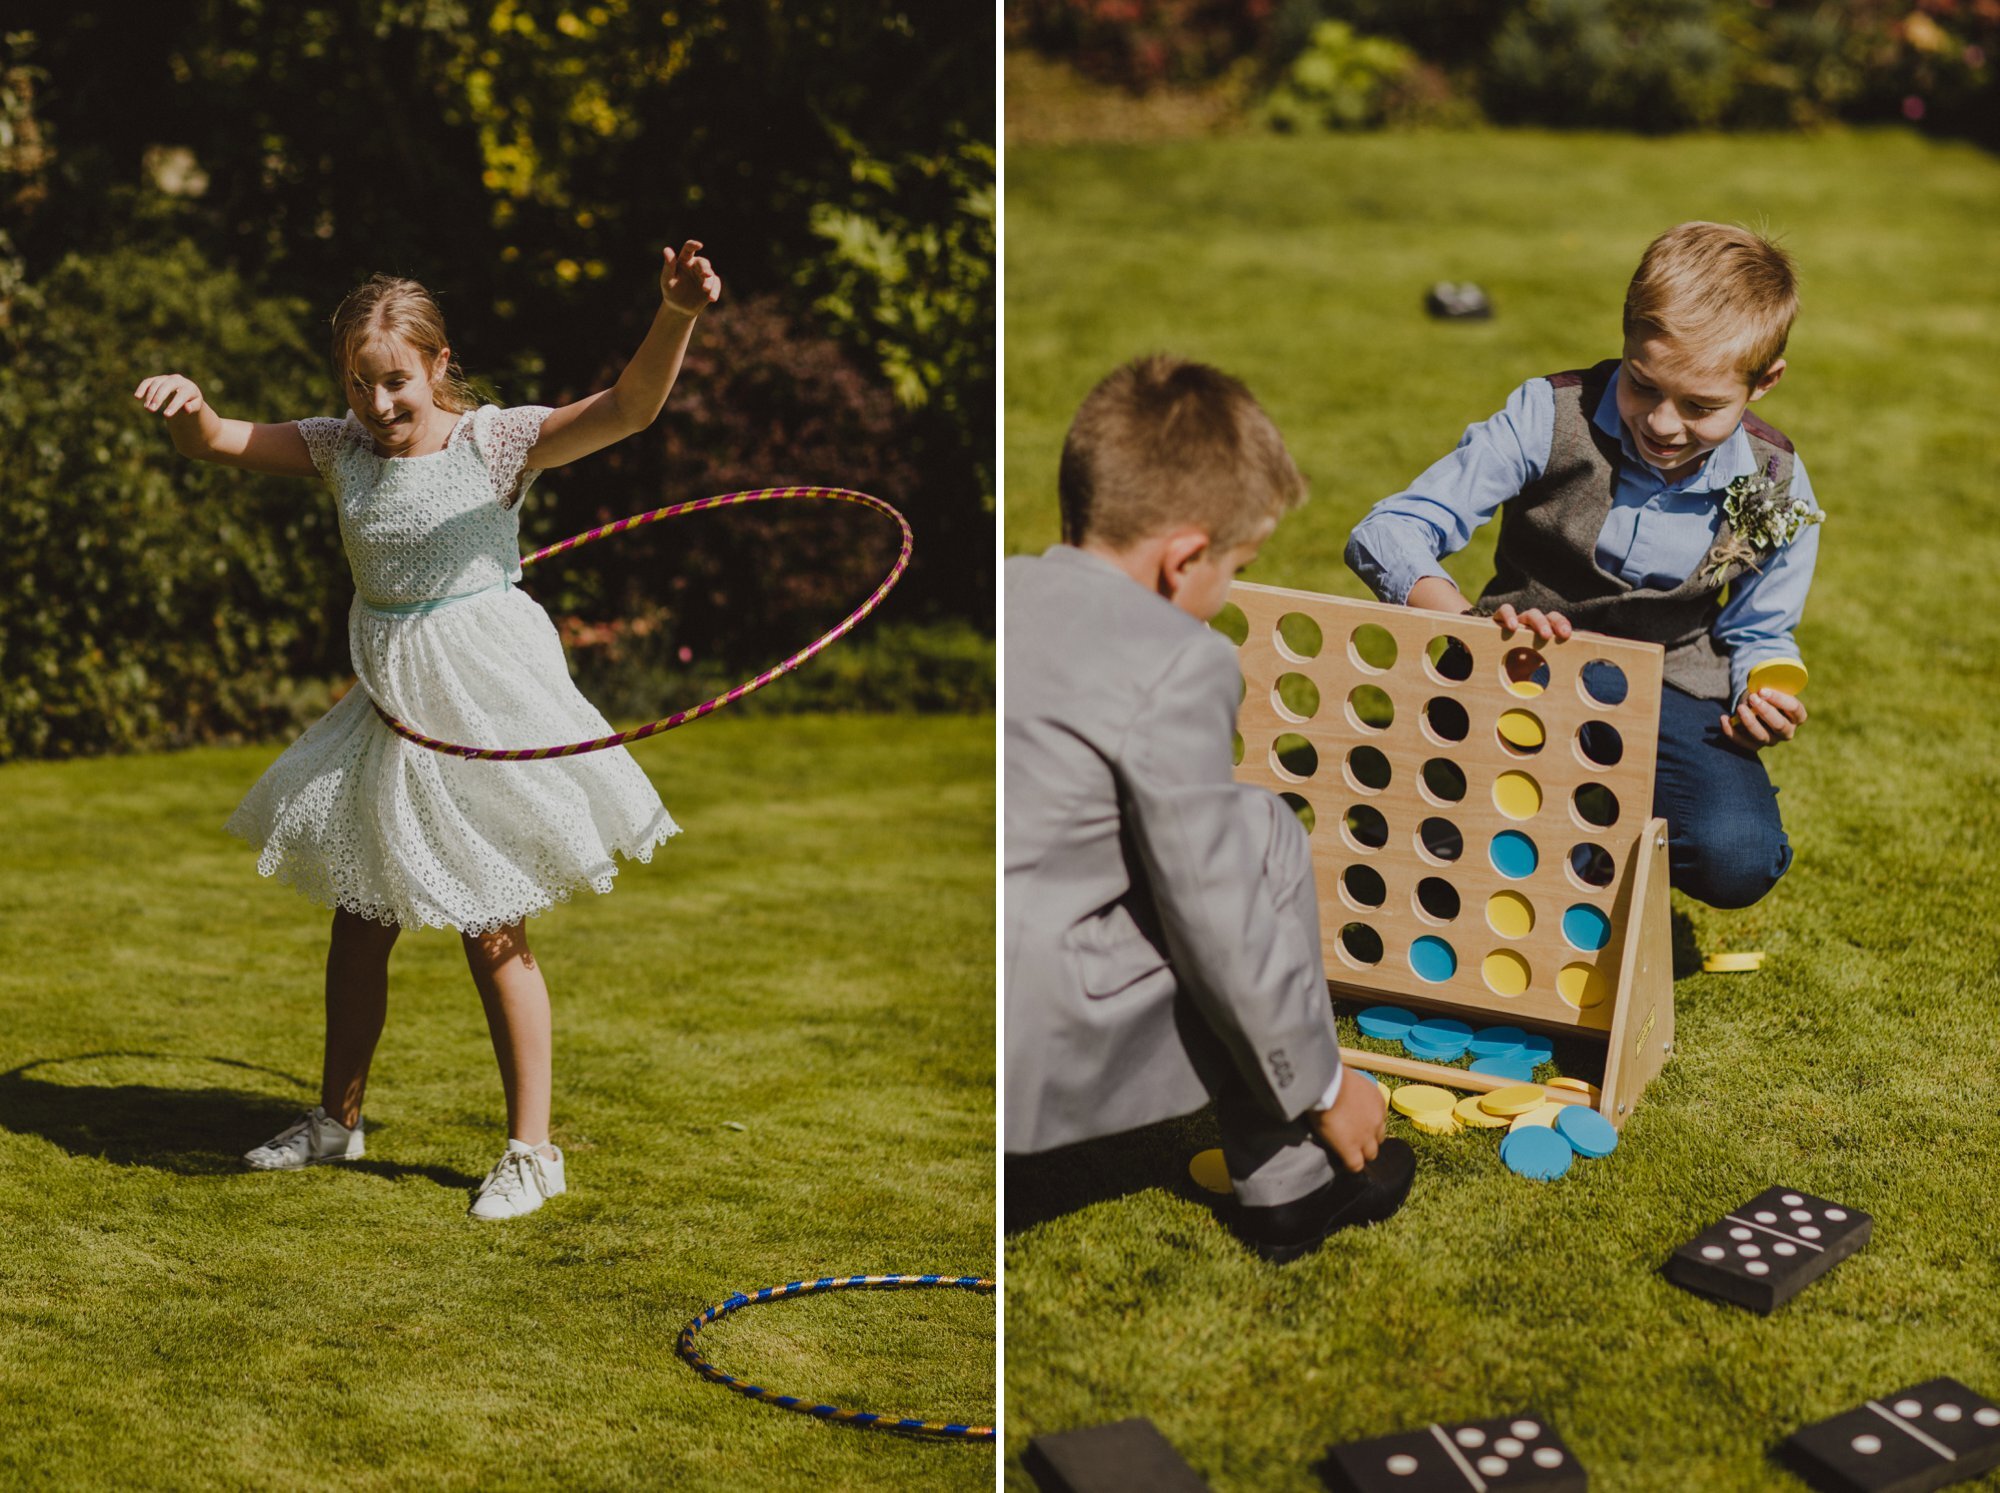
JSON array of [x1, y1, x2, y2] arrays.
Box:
[[1643, 684, 1793, 908]]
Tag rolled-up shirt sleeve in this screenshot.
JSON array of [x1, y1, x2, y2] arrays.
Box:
[[1346, 377, 1554, 604], [1716, 453, 1822, 708]]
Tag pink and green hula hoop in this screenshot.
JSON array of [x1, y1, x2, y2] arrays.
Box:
[[370, 485, 911, 760]]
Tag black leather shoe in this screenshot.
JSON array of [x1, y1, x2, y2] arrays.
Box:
[[1232, 1138, 1416, 1264]]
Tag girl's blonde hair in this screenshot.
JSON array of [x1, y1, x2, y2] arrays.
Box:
[[329, 274, 486, 413]]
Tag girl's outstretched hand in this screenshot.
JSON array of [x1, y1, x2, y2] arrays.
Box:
[[661, 240, 721, 316], [134, 373, 208, 420]]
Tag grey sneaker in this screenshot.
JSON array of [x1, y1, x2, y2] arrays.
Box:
[[244, 1105, 365, 1170], [469, 1140, 566, 1220]]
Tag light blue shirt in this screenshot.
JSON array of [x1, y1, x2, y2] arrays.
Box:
[[1345, 370, 1821, 707]]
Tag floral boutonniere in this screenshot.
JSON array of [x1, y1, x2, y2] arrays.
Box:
[[1699, 472, 1824, 585]]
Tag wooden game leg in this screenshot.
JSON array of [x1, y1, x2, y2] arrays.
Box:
[[1336, 1046, 1602, 1109], [1597, 816, 1675, 1129]]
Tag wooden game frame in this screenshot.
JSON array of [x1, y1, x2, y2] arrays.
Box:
[[1225, 581, 1676, 1128]]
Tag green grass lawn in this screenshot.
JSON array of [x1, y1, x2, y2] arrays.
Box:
[[0, 715, 994, 1490], [1005, 127, 2000, 1490]]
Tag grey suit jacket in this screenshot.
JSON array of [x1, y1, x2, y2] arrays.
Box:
[[1004, 546, 1342, 1153]]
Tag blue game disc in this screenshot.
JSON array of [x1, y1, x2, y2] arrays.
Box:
[[1356, 1006, 1418, 1041], [1409, 936, 1458, 984], [1500, 1125, 1574, 1180], [1406, 1018, 1473, 1061], [1555, 1105, 1619, 1158], [1489, 829, 1540, 879], [1513, 1032, 1556, 1062], [1469, 1053, 1539, 1082], [1468, 1025, 1528, 1058], [1562, 903, 1613, 952]]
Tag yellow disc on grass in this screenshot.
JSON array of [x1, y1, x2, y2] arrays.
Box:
[[1746, 659, 1808, 697], [1493, 771, 1543, 820], [1478, 1083, 1546, 1117], [1557, 961, 1611, 1010], [1410, 1108, 1460, 1136], [1548, 1077, 1596, 1095], [1188, 1148, 1233, 1196], [1497, 709, 1546, 749], [1509, 1102, 1565, 1132], [1486, 891, 1536, 940], [1390, 1084, 1456, 1119], [1703, 951, 1766, 973], [1455, 1094, 1511, 1128]]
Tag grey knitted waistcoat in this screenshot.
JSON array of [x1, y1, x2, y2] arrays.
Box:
[[1475, 359, 1795, 702]]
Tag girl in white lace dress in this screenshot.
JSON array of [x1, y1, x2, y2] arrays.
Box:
[[133, 242, 722, 1219]]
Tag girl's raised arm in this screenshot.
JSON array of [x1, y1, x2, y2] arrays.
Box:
[[134, 373, 319, 479], [524, 240, 721, 472]]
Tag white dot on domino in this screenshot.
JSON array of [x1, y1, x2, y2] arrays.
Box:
[[1755, 1211, 1777, 1223], [1738, 1243, 1761, 1258], [1977, 1408, 2000, 1427], [1774, 1242, 1797, 1256], [1730, 1227, 1753, 1241], [1782, 1193, 1803, 1205], [1936, 1403, 1962, 1422], [1895, 1400, 1922, 1417], [1825, 1208, 1848, 1221], [1800, 1225, 1822, 1239], [1532, 1447, 1563, 1468], [1851, 1434, 1882, 1455], [1747, 1261, 1770, 1275], [1511, 1420, 1541, 1439], [1386, 1452, 1418, 1475], [1790, 1209, 1812, 1222], [1455, 1427, 1485, 1448], [1702, 1245, 1725, 1260], [1495, 1437, 1524, 1457], [1478, 1456, 1507, 1476]]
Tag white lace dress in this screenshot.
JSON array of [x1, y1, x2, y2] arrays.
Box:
[[225, 404, 678, 933]]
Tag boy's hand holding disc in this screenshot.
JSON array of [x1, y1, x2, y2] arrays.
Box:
[[1723, 659, 1808, 750]]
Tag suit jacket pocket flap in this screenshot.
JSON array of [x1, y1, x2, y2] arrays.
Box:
[[1065, 900, 1171, 1000]]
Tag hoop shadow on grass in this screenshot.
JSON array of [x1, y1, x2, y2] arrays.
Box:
[[0, 1052, 477, 1186]]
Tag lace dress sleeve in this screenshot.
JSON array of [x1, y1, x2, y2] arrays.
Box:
[[469, 404, 556, 510], [294, 416, 353, 481]]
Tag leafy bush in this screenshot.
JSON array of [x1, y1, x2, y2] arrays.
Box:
[[1009, 0, 1280, 91], [1485, 0, 1737, 132], [1262, 20, 1424, 130]]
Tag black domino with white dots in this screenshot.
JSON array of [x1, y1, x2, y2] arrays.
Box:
[[1320, 1415, 1586, 1493], [1664, 1187, 1871, 1314], [1782, 1378, 2000, 1493]]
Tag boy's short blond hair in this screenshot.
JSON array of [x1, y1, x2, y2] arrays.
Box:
[[1623, 222, 1799, 384], [1058, 355, 1307, 552]]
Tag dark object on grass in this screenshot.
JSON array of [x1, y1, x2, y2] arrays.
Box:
[[1234, 1137, 1417, 1264], [1663, 1186, 1871, 1314], [1426, 281, 1493, 320], [1779, 1378, 2000, 1493], [1318, 1413, 1587, 1491], [1024, 1418, 1213, 1492]]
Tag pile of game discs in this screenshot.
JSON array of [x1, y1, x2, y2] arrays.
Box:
[[1386, 1080, 1618, 1180], [1354, 1005, 1555, 1082]]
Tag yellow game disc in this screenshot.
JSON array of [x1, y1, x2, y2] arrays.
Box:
[[1478, 1083, 1546, 1117], [1509, 1102, 1565, 1132], [1497, 709, 1546, 750], [1188, 1148, 1233, 1195], [1492, 771, 1543, 821], [1481, 948, 1532, 996], [1410, 1109, 1460, 1136], [1548, 1077, 1596, 1095], [1455, 1094, 1511, 1128], [1557, 961, 1610, 1010], [1390, 1084, 1456, 1118], [1703, 951, 1766, 973], [1486, 892, 1536, 940], [1746, 659, 1808, 697]]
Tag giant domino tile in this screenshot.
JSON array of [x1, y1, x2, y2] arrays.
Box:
[[1223, 582, 1676, 1129]]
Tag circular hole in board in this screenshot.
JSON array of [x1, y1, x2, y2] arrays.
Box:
[[1493, 770, 1543, 821], [1345, 745, 1392, 793], [1482, 949, 1532, 996], [1422, 696, 1470, 744], [1273, 672, 1320, 722], [1414, 876, 1461, 924], [1576, 720, 1624, 768], [1573, 783, 1620, 828], [1341, 864, 1386, 910], [1344, 804, 1389, 851], [1409, 935, 1457, 983], [1502, 647, 1551, 697], [1275, 612, 1322, 661], [1338, 922, 1384, 967], [1349, 624, 1398, 672], [1211, 603, 1249, 648], [1347, 685, 1395, 732], [1496, 709, 1545, 756], [1562, 903, 1613, 952], [1486, 890, 1535, 939], [1568, 842, 1616, 889], [1557, 961, 1610, 1009], [1279, 792, 1315, 834], [1579, 658, 1629, 706], [1489, 830, 1539, 879], [1416, 817, 1463, 863], [1426, 634, 1475, 684], [1272, 733, 1318, 781], [1419, 757, 1467, 804]]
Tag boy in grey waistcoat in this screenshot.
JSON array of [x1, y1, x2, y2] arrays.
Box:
[[1007, 356, 1414, 1264], [1348, 222, 1822, 908]]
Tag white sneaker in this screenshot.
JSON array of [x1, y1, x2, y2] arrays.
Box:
[[244, 1105, 365, 1170], [469, 1140, 566, 1220]]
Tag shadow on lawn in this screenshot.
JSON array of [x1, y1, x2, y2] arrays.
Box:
[[0, 1052, 479, 1186], [1005, 1111, 1218, 1236]]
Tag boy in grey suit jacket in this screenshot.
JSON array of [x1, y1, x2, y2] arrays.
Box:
[[1005, 356, 1414, 1263]]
